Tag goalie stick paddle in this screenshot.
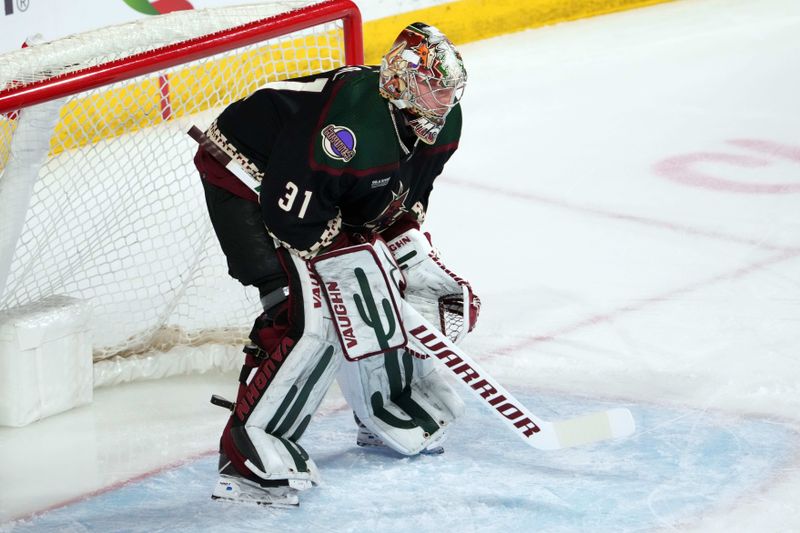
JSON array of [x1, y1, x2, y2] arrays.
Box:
[[401, 301, 636, 450]]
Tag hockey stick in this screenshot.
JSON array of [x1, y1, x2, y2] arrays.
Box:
[[401, 301, 635, 451], [188, 125, 262, 194]]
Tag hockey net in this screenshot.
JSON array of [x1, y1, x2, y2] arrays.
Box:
[[0, 1, 363, 387]]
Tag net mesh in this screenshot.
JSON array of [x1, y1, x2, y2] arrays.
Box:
[[0, 2, 349, 361], [439, 295, 466, 343]]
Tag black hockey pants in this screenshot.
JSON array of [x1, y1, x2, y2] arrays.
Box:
[[201, 179, 287, 300]]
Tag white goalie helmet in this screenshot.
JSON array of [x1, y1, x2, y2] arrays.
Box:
[[379, 22, 467, 144]]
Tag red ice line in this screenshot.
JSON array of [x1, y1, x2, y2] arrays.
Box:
[[654, 139, 800, 194], [5, 401, 351, 525], [442, 177, 800, 356], [729, 138, 800, 163], [491, 249, 800, 355], [7, 449, 216, 524], [442, 177, 798, 253]]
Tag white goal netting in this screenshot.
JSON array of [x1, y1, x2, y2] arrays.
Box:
[[0, 1, 360, 386]]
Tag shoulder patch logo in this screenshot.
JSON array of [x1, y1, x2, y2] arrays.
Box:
[[321, 124, 357, 162]]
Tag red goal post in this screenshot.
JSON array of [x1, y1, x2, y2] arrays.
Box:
[[0, 1, 363, 391]]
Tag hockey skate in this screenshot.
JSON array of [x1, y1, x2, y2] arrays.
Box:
[[211, 453, 306, 508], [354, 414, 445, 455]]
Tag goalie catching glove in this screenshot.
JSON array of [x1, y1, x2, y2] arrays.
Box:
[[384, 225, 481, 343]]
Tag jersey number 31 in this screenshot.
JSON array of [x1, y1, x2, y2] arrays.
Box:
[[278, 181, 313, 219]]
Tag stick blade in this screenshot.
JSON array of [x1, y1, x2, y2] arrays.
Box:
[[549, 407, 636, 449], [607, 407, 636, 439]]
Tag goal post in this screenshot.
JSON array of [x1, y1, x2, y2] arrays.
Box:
[[0, 1, 364, 421]]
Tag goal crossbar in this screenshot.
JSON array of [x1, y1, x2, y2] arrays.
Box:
[[0, 0, 363, 115]]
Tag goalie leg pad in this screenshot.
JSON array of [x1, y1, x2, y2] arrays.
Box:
[[220, 423, 321, 490], [337, 348, 464, 455], [221, 337, 338, 489], [219, 251, 342, 490]]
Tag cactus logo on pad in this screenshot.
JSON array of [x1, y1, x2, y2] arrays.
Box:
[[122, 0, 194, 15]]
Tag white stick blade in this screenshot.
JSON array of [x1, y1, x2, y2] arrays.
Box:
[[552, 408, 636, 449], [607, 407, 636, 439]]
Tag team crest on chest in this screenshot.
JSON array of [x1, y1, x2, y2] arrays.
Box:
[[364, 182, 410, 231], [321, 124, 357, 162]]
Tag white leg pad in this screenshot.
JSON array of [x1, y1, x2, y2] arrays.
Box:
[[244, 427, 321, 488], [338, 349, 464, 455], [234, 253, 342, 486]]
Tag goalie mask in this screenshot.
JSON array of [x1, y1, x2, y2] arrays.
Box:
[[379, 22, 467, 144]]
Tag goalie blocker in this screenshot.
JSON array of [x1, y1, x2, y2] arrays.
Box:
[[385, 224, 481, 343]]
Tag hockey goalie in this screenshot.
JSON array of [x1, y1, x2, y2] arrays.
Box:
[[193, 23, 480, 506]]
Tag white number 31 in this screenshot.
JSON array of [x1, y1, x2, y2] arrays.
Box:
[[277, 181, 313, 219]]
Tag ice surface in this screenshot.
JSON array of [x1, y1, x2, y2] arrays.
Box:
[[8, 391, 798, 533], [2, 0, 800, 530]]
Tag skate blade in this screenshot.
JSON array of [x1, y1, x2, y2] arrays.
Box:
[[357, 438, 444, 455], [211, 493, 299, 508], [420, 445, 444, 455], [212, 477, 300, 508]]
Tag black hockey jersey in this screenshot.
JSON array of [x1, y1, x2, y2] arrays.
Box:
[[203, 66, 461, 258]]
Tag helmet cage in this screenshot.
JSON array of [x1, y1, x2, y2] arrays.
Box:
[[406, 66, 466, 124]]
